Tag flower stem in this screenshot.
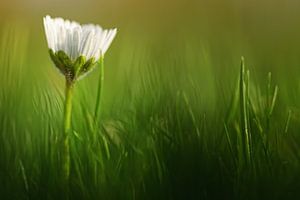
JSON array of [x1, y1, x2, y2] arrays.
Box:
[[62, 79, 73, 190], [94, 56, 104, 122]]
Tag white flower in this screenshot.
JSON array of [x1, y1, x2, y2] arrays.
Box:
[[43, 15, 117, 81], [43, 15, 117, 61]]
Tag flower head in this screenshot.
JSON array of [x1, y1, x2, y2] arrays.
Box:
[[43, 15, 117, 82]]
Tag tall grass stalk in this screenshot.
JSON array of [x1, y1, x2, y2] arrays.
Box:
[[239, 57, 251, 165], [94, 56, 104, 122]]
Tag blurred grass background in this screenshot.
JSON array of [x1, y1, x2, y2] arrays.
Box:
[[1, 0, 300, 199]]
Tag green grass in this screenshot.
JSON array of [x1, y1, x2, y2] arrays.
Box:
[[1, 22, 300, 200]]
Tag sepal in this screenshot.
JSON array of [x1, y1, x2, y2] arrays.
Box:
[[78, 57, 97, 79], [49, 49, 65, 74], [48, 49, 100, 82], [74, 55, 86, 78]]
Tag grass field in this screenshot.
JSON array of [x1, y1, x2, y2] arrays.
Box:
[[1, 3, 300, 199]]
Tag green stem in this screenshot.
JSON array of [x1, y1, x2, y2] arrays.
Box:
[[62, 79, 73, 189], [94, 56, 104, 122]]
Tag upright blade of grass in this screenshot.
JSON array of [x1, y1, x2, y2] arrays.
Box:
[[19, 159, 29, 192], [266, 72, 278, 133], [284, 109, 291, 134], [269, 85, 278, 118], [225, 78, 240, 124], [239, 57, 251, 165], [224, 123, 236, 166], [183, 92, 200, 137], [94, 56, 104, 123]]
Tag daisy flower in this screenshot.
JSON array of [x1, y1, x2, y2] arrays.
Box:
[[43, 15, 117, 82], [43, 15, 117, 187]]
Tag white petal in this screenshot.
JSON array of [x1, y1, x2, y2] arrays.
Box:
[[89, 28, 102, 58], [102, 29, 117, 55], [79, 26, 93, 54], [43, 17, 51, 48], [44, 16, 55, 50], [72, 27, 81, 59], [67, 28, 74, 58], [43, 15, 117, 60], [81, 30, 94, 58], [98, 30, 108, 52], [94, 49, 101, 61]]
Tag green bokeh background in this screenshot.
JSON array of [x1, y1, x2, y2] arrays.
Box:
[[1, 0, 300, 199], [1, 0, 300, 106]]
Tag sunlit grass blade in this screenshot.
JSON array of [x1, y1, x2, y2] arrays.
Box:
[[239, 57, 251, 165], [94, 56, 105, 123]]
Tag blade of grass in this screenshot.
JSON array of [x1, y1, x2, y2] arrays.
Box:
[[239, 57, 251, 165]]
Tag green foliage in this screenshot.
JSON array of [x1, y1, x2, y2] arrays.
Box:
[[1, 23, 300, 200]]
